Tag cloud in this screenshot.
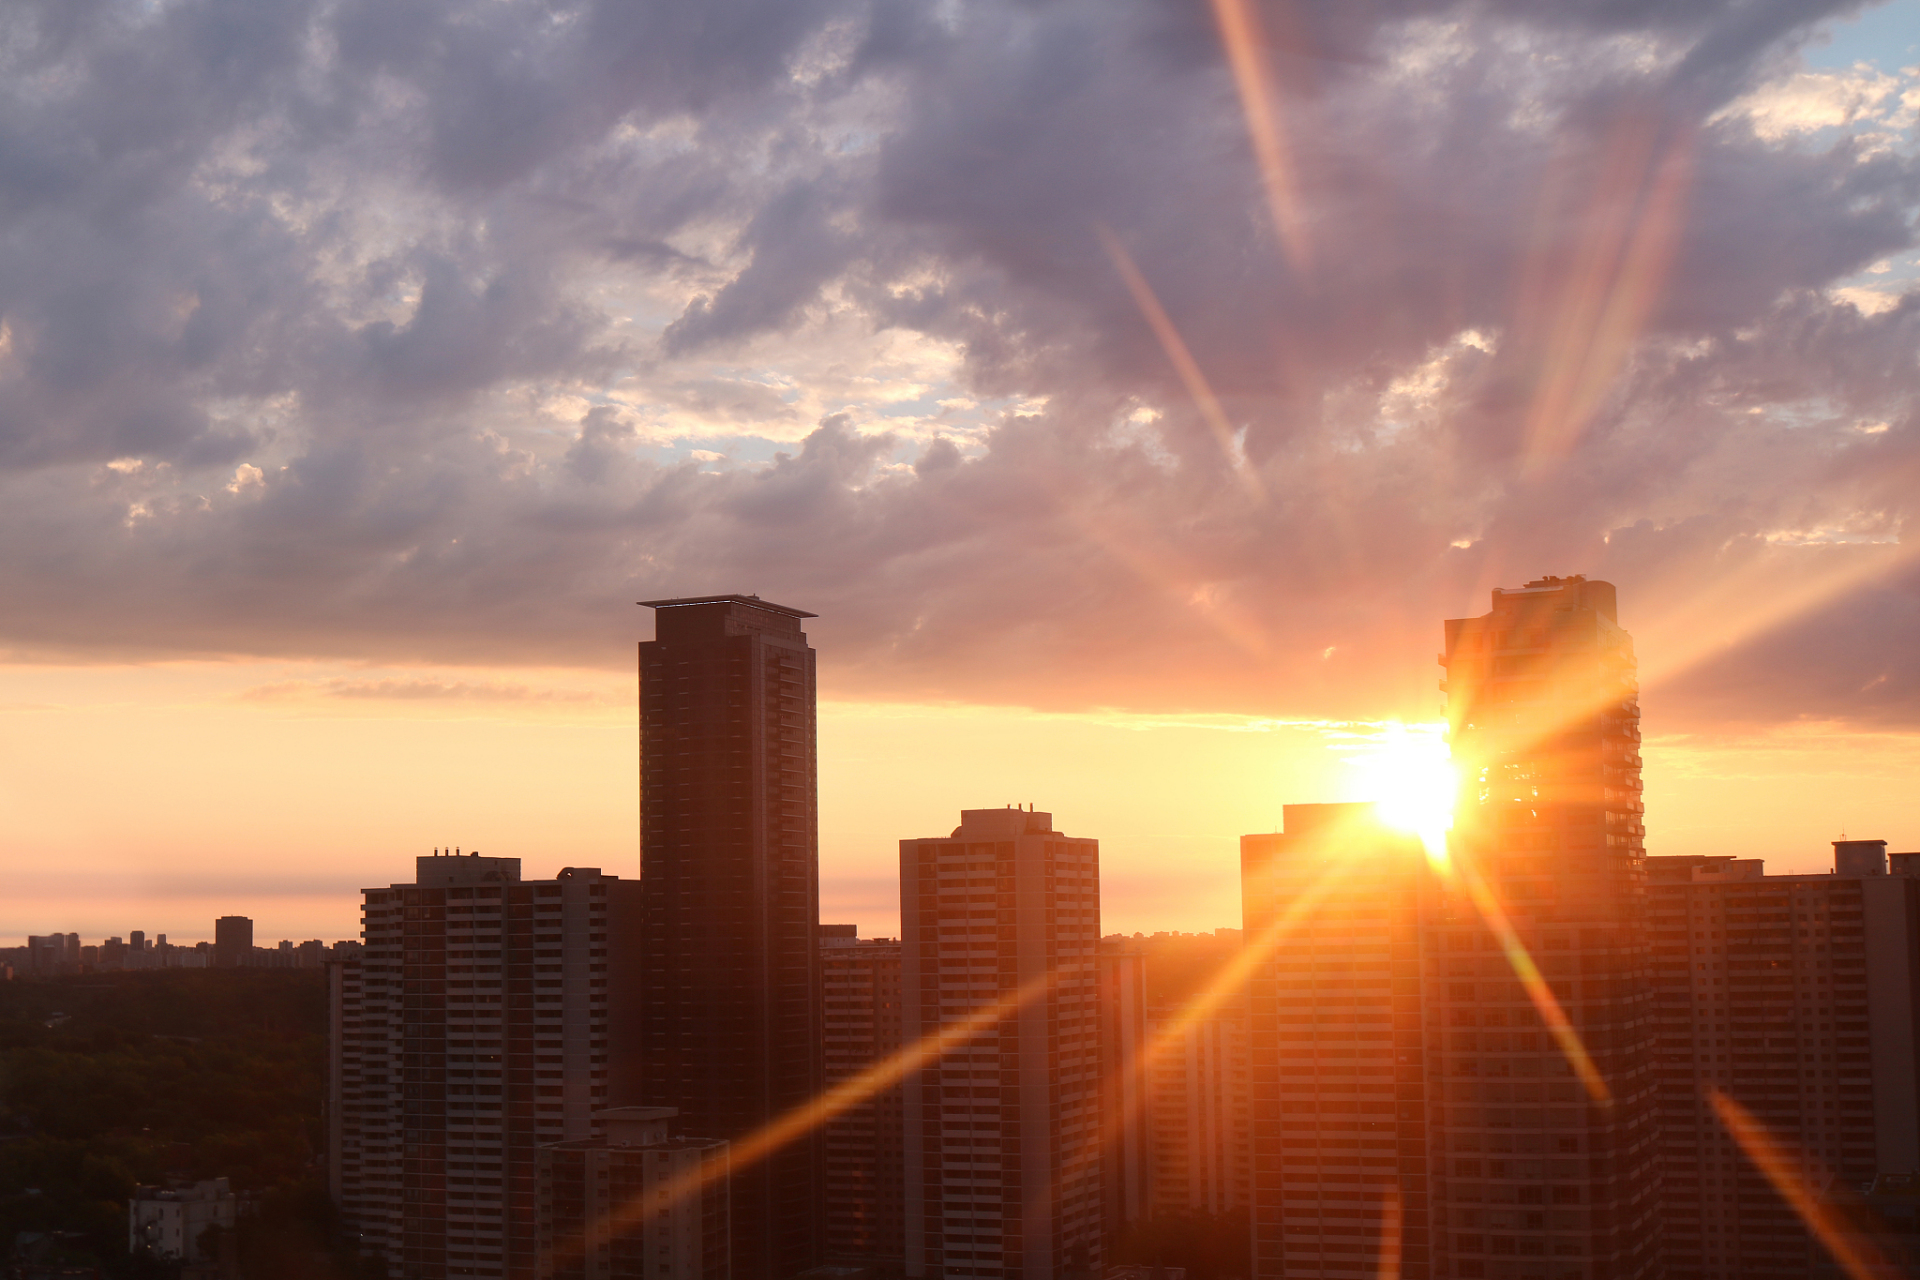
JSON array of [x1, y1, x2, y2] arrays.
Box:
[[0, 0, 1915, 731], [239, 676, 609, 704]]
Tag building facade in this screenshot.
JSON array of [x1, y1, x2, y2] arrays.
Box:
[[534, 1107, 729, 1280], [1243, 804, 1433, 1280], [901, 807, 1105, 1280], [636, 594, 825, 1280], [1648, 840, 1920, 1280], [819, 925, 907, 1266], [129, 1178, 236, 1262], [327, 853, 641, 1280], [1138, 932, 1250, 1218], [1098, 937, 1151, 1246], [1436, 575, 1663, 1280]]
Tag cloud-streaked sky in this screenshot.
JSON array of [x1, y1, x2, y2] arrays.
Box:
[[3, 0, 1918, 944]]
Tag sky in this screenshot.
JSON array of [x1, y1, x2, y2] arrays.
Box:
[[3, 0, 1919, 946]]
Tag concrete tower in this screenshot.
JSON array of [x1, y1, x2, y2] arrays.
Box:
[[636, 595, 824, 1280], [900, 807, 1105, 1280], [1435, 575, 1662, 1280]]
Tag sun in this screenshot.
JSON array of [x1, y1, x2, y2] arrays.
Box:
[[1349, 721, 1457, 860]]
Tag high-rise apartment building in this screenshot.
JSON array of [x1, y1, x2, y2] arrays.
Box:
[[1243, 804, 1432, 1280], [1245, 578, 1662, 1280], [327, 853, 640, 1280], [1097, 937, 1151, 1246], [637, 595, 824, 1280], [534, 1107, 730, 1280], [1648, 840, 1920, 1280], [901, 807, 1105, 1280], [1137, 931, 1250, 1217], [819, 925, 907, 1266], [214, 915, 253, 968], [1435, 575, 1663, 1280]]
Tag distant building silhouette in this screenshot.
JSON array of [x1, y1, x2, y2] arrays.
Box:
[[213, 915, 252, 968], [636, 595, 825, 1280], [327, 853, 641, 1280], [1649, 840, 1920, 1279], [534, 1106, 729, 1280], [819, 925, 906, 1267], [901, 807, 1104, 1280]]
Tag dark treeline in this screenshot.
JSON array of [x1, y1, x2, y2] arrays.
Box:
[[0, 969, 376, 1278]]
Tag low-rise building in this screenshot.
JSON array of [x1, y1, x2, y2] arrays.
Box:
[[128, 1178, 237, 1262], [535, 1106, 729, 1280]]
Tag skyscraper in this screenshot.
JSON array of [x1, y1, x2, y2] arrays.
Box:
[[1648, 841, 1920, 1280], [1242, 804, 1432, 1280], [214, 915, 253, 968], [819, 924, 907, 1266], [1436, 575, 1662, 1280], [636, 595, 824, 1280], [327, 853, 641, 1280], [900, 807, 1105, 1280]]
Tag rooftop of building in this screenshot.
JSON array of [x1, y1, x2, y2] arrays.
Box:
[[413, 851, 522, 887], [1649, 844, 1920, 883], [543, 1134, 729, 1152], [131, 1179, 232, 1202], [637, 593, 816, 618], [944, 805, 1064, 838]]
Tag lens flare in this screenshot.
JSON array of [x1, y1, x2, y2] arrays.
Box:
[[1095, 223, 1264, 498], [1711, 1088, 1891, 1280], [576, 965, 1068, 1265], [1442, 848, 1611, 1104], [1210, 0, 1311, 270], [1376, 1182, 1403, 1280]]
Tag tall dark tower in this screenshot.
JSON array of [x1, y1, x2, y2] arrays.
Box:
[[637, 595, 824, 1280], [1435, 576, 1662, 1280]]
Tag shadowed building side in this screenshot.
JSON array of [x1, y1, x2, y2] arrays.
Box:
[[328, 854, 640, 1280], [535, 1106, 730, 1280], [1648, 842, 1920, 1280], [819, 924, 907, 1267], [637, 595, 824, 1280], [902, 807, 1105, 1280], [1437, 575, 1663, 1280], [1243, 804, 1433, 1280]]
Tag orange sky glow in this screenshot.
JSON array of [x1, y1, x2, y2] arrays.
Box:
[[4, 652, 1915, 947]]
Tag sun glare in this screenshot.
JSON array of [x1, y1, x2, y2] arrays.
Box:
[[1349, 721, 1457, 860]]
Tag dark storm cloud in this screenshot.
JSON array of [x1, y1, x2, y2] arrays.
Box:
[[0, 0, 1916, 729]]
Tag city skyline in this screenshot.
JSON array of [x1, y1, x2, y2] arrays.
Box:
[[5, 0, 1920, 947], [6, 0, 1920, 1275], [15, 574, 1920, 1279], [6, 638, 1918, 948]]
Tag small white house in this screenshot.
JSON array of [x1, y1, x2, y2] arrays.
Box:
[[129, 1177, 236, 1261]]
